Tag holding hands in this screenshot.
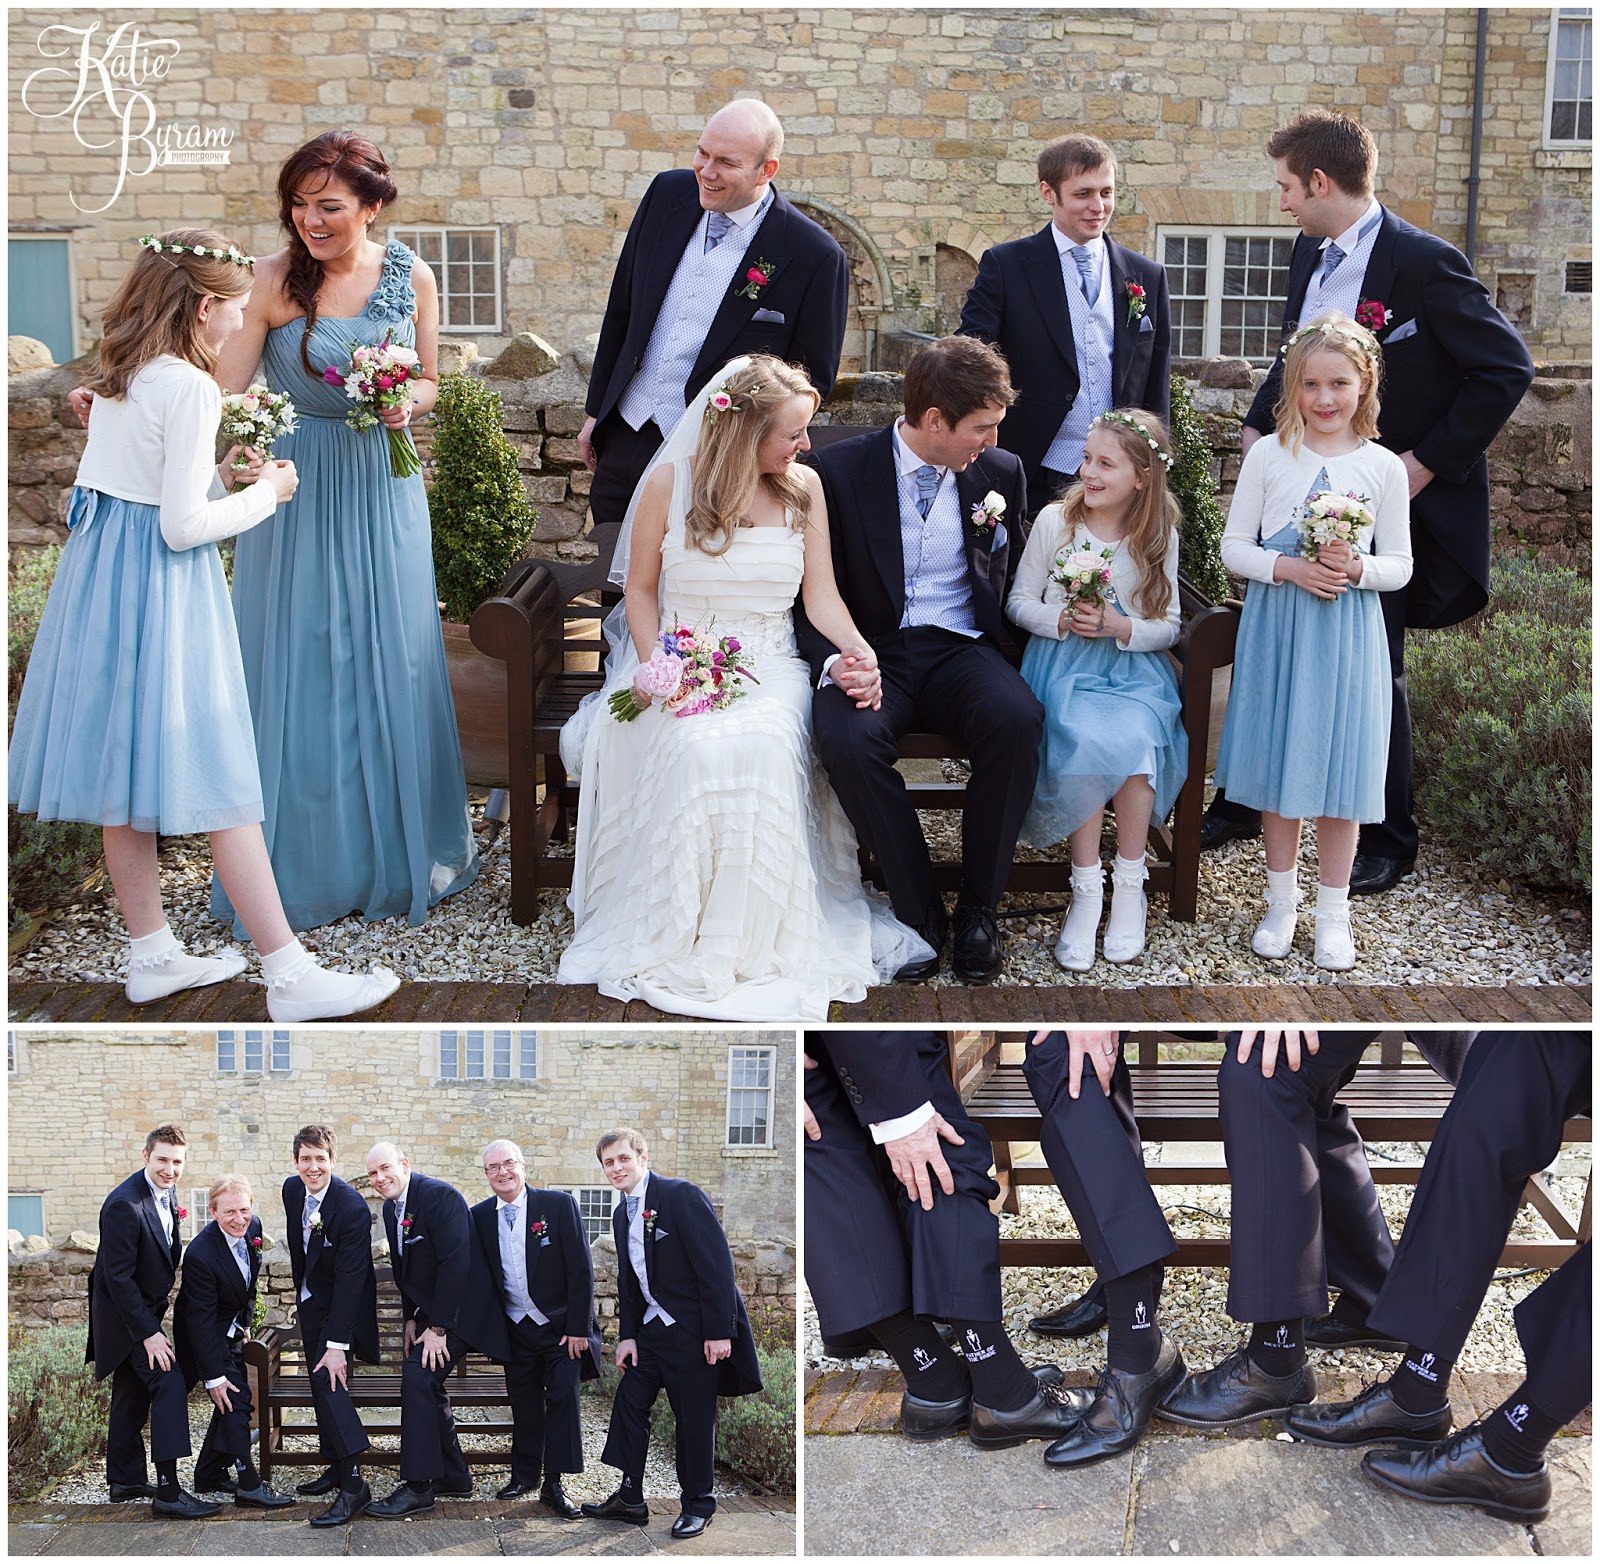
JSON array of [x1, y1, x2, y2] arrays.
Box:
[[831, 645, 883, 710]]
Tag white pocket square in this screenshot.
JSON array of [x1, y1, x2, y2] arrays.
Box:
[[991, 522, 1008, 553], [1386, 318, 1419, 343], [1138, 315, 1154, 333], [751, 307, 786, 324]]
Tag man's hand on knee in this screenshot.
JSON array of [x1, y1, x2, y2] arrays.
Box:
[[884, 1114, 964, 1211], [1236, 1028, 1320, 1076]]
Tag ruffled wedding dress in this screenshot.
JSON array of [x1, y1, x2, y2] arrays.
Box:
[[558, 459, 929, 1020]]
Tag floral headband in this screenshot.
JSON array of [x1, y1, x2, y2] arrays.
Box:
[[1092, 409, 1173, 469], [1283, 319, 1380, 371], [139, 234, 255, 268]]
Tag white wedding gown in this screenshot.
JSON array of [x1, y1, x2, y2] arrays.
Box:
[[558, 460, 930, 1020]]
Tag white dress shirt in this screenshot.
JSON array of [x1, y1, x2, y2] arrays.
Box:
[[624, 1171, 676, 1328]]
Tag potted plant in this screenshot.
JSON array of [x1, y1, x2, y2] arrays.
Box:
[[427, 372, 537, 787]]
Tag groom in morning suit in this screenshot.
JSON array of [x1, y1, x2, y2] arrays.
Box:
[[282, 1124, 380, 1527], [463, 1138, 602, 1517], [88, 1123, 217, 1518], [582, 1127, 762, 1542], [174, 1174, 294, 1509], [960, 133, 1172, 519], [580, 98, 850, 532], [797, 335, 1042, 983], [1202, 111, 1534, 894]]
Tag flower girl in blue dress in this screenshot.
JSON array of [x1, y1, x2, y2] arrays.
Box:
[[1213, 314, 1413, 971], [9, 231, 399, 1020], [1007, 409, 1187, 971]]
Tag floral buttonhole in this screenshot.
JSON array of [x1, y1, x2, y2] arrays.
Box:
[[529, 1220, 546, 1237], [1125, 281, 1147, 327], [401, 1214, 413, 1233], [310, 1214, 325, 1236], [734, 258, 777, 302], [1355, 297, 1391, 333], [969, 489, 1006, 544], [643, 1209, 658, 1229], [250, 1235, 263, 1252]]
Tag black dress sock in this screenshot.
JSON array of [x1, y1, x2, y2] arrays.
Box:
[[1389, 1344, 1454, 1413], [868, 1310, 971, 1401], [949, 1318, 1037, 1412], [1104, 1265, 1160, 1374], [336, 1456, 362, 1493], [236, 1458, 261, 1489], [1480, 1383, 1562, 1474], [155, 1459, 179, 1499], [1248, 1318, 1307, 1375]]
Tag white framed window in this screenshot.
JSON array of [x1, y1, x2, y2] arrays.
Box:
[[216, 1030, 292, 1073], [726, 1045, 776, 1148], [572, 1185, 616, 1241], [1546, 8, 1593, 146], [7, 1032, 17, 1075], [1158, 227, 1297, 364], [389, 225, 502, 333], [439, 1029, 539, 1081]]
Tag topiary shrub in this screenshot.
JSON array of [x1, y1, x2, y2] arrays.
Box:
[[1408, 559, 1590, 896], [8, 1322, 111, 1499], [428, 373, 537, 624], [1167, 375, 1230, 604]]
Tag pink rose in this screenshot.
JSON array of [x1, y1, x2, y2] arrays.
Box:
[[747, 267, 768, 285], [636, 648, 685, 700]]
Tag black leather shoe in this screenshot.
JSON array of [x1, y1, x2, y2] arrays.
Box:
[[952, 904, 1003, 984], [496, 1478, 535, 1500], [1349, 852, 1415, 896], [435, 1480, 474, 1498], [1157, 1344, 1316, 1428], [152, 1489, 223, 1519], [582, 1489, 650, 1524], [1286, 1380, 1453, 1448], [235, 1482, 296, 1510], [1304, 1313, 1406, 1352], [542, 1478, 582, 1519], [1200, 808, 1261, 850], [1031, 1290, 1108, 1338], [969, 1380, 1094, 1449], [671, 1512, 713, 1540], [192, 1471, 237, 1495], [895, 907, 947, 983], [367, 1482, 436, 1519], [900, 1389, 970, 1440], [821, 1326, 880, 1356], [109, 1482, 156, 1501], [309, 1480, 371, 1528], [1031, 1362, 1067, 1388], [1044, 1334, 1186, 1469], [295, 1466, 340, 1497], [1362, 1424, 1551, 1524]]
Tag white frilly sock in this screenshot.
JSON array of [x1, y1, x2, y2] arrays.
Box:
[[1054, 862, 1104, 972], [125, 924, 246, 1005], [1251, 866, 1300, 959], [261, 938, 400, 1023], [1103, 853, 1149, 964], [1313, 882, 1357, 971]]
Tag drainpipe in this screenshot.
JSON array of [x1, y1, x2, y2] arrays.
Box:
[[1465, 7, 1488, 266]]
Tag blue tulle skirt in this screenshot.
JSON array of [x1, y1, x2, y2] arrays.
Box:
[[8, 487, 263, 834], [1019, 630, 1187, 848]]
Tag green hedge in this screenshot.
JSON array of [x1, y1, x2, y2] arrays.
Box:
[[1167, 375, 1230, 604], [8, 1323, 111, 1499], [1408, 558, 1590, 895], [647, 1340, 796, 1496]]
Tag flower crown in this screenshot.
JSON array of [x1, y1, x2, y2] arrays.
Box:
[[139, 234, 255, 268], [704, 381, 742, 420], [1283, 318, 1380, 371], [1091, 410, 1173, 469]]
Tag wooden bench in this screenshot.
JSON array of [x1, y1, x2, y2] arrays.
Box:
[[470, 426, 1241, 926], [244, 1278, 513, 1481], [949, 1031, 1592, 1271]]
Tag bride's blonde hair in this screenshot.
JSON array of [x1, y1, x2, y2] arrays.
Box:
[[686, 356, 817, 554]]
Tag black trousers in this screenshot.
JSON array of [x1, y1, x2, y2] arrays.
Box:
[[804, 1032, 1003, 1335], [588, 412, 667, 530], [193, 1341, 255, 1484], [505, 1314, 583, 1484], [297, 1296, 370, 1460], [810, 626, 1043, 929], [1209, 584, 1416, 859], [398, 1327, 470, 1486], [1021, 1034, 1176, 1282], [106, 1349, 192, 1485], [601, 1318, 719, 1518], [1367, 1032, 1592, 1424]]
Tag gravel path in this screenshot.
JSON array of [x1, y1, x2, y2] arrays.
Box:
[[10, 798, 1589, 988]]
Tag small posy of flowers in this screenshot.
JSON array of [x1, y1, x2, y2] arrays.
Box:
[[1299, 489, 1374, 561], [219, 384, 297, 472], [529, 1220, 546, 1237], [1125, 281, 1147, 326], [1355, 297, 1390, 333], [1050, 545, 1116, 605], [400, 1214, 414, 1233], [643, 1209, 658, 1229], [309, 1213, 325, 1236], [733, 257, 776, 301], [250, 1235, 263, 1252], [969, 489, 1006, 543], [607, 618, 759, 722], [705, 382, 740, 420], [321, 328, 423, 478]]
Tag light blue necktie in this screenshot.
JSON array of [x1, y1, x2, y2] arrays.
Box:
[[914, 463, 941, 519], [704, 212, 733, 253], [1319, 241, 1346, 284], [626, 1194, 640, 1222], [305, 1194, 320, 1237], [234, 1236, 250, 1281], [502, 1205, 517, 1231], [1072, 246, 1100, 306]]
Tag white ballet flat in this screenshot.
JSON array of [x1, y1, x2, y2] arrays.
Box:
[[266, 964, 401, 1023], [1251, 898, 1299, 960], [1102, 860, 1148, 964], [125, 947, 247, 1005], [1313, 912, 1357, 971], [1054, 865, 1103, 973]]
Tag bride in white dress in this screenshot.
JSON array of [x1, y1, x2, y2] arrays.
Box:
[[557, 355, 932, 1019]]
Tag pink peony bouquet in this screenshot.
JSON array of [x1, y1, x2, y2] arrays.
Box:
[[1050, 545, 1116, 606], [1299, 489, 1373, 561], [608, 619, 758, 721], [219, 384, 297, 472], [321, 328, 422, 478]]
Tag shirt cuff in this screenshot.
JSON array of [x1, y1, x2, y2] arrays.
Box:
[[326, 1340, 349, 1352], [870, 1101, 936, 1143], [204, 1375, 230, 1390], [819, 652, 840, 689]]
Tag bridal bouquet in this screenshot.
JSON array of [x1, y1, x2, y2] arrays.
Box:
[[608, 619, 759, 722], [1050, 545, 1116, 606], [219, 385, 297, 473], [322, 329, 423, 478], [1299, 490, 1373, 561]]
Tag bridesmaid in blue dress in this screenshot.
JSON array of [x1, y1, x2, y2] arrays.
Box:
[[211, 131, 478, 933]]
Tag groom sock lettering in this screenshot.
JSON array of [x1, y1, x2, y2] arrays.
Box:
[[1247, 1317, 1306, 1376], [867, 1310, 969, 1401], [1389, 1343, 1453, 1413], [949, 1318, 1037, 1412], [1105, 1265, 1161, 1374], [1480, 1381, 1559, 1474]]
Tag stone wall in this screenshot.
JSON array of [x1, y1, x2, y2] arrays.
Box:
[[7, 1028, 796, 1248]]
